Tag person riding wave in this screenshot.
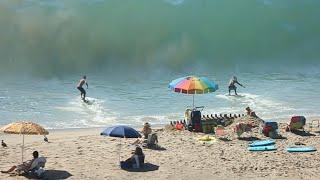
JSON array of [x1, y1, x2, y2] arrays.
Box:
[[228, 76, 245, 95], [77, 75, 88, 101]]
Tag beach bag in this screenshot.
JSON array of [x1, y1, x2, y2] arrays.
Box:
[[264, 121, 278, 130], [175, 122, 184, 130]]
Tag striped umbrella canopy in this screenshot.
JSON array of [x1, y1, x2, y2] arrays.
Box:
[[1, 121, 49, 163], [169, 76, 219, 107]]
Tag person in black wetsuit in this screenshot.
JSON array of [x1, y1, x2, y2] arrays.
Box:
[[77, 75, 88, 101], [228, 76, 245, 95]]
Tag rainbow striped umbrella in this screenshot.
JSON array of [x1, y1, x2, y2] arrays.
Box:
[[169, 76, 218, 107]]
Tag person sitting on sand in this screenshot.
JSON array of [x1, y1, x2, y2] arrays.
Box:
[[121, 147, 145, 169], [141, 122, 152, 139], [1, 151, 43, 174], [228, 76, 245, 95], [245, 107, 258, 118]]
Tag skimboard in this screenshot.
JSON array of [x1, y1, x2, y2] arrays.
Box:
[[248, 145, 277, 151], [249, 139, 275, 147], [286, 146, 317, 153], [226, 94, 245, 98], [82, 99, 94, 105]]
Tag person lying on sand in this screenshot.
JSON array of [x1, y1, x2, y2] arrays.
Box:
[[1, 151, 39, 174]]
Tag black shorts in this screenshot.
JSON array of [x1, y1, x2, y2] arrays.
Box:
[[228, 85, 237, 90], [77, 87, 86, 94]]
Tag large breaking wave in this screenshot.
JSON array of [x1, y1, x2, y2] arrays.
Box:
[[0, 0, 319, 76]]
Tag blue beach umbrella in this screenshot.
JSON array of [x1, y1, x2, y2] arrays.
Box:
[[101, 125, 141, 138], [101, 125, 141, 166]]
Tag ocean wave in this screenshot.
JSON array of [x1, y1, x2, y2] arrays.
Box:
[[0, 0, 319, 76]]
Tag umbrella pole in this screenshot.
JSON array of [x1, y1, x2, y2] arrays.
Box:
[[193, 94, 195, 109], [119, 138, 121, 167], [22, 134, 24, 163]]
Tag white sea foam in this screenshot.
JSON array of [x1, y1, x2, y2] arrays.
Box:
[[214, 93, 295, 119]]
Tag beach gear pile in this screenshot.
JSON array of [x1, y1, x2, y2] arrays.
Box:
[[286, 116, 306, 132], [234, 122, 252, 137], [262, 121, 279, 138], [183, 108, 238, 134]]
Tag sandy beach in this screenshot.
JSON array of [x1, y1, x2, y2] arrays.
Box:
[[1, 116, 320, 180]]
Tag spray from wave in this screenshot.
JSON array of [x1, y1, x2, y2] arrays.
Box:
[[0, 0, 319, 77]]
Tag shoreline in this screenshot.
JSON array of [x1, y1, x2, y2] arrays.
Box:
[[1, 115, 319, 132]]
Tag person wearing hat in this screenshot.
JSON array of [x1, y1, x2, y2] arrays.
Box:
[[141, 122, 152, 139]]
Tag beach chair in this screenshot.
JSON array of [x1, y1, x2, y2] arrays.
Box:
[[286, 116, 306, 132], [308, 120, 320, 131]]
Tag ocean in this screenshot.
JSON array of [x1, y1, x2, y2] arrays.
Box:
[[0, 0, 319, 129]]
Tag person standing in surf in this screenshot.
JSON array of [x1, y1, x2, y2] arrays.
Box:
[[228, 76, 245, 95], [77, 75, 88, 101]]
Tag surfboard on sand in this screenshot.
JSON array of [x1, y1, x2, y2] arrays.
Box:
[[286, 146, 317, 153], [248, 145, 277, 151], [249, 139, 276, 147]]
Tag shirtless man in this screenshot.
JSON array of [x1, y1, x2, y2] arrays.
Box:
[[77, 76, 88, 101], [228, 76, 245, 95]]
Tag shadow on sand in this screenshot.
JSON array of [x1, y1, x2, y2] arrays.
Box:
[[42, 170, 72, 180], [122, 163, 159, 172], [23, 170, 72, 179], [238, 137, 261, 141], [218, 137, 232, 142], [147, 145, 167, 151], [291, 130, 316, 137]]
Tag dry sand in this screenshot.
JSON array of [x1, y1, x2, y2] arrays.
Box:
[[1, 117, 320, 180]]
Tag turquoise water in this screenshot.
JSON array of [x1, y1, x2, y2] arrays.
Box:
[[0, 0, 319, 129], [1, 70, 319, 129]]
